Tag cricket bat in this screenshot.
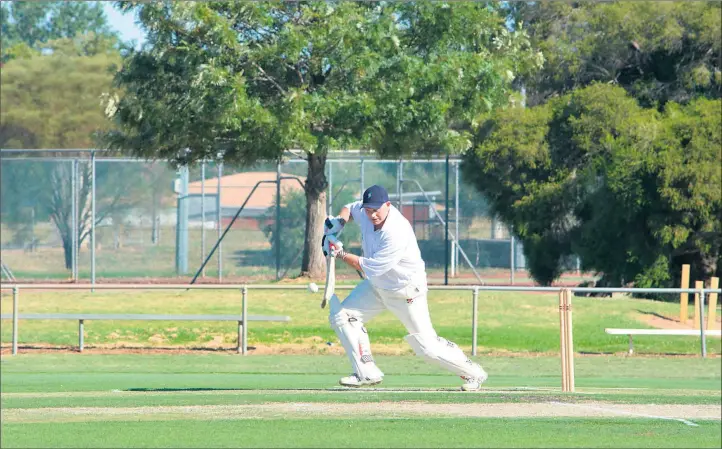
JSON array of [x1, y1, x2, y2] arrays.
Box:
[[320, 233, 363, 308], [321, 254, 335, 309]]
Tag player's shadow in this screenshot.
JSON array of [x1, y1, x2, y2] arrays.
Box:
[[634, 310, 678, 323], [126, 387, 350, 392], [127, 387, 246, 392]]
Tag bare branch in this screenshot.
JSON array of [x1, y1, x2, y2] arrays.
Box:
[[286, 62, 305, 85], [286, 148, 308, 161], [251, 61, 287, 95]]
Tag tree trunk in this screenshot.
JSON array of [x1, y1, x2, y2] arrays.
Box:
[[47, 163, 75, 272], [151, 191, 159, 245], [672, 245, 720, 290], [62, 234, 73, 270], [301, 153, 328, 279], [699, 249, 719, 283]]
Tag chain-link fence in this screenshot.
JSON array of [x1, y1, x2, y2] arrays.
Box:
[[0, 150, 589, 285]]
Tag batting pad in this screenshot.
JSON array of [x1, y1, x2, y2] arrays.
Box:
[[405, 333, 483, 378], [329, 296, 384, 381]]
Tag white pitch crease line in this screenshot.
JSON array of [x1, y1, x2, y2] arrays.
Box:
[[327, 387, 559, 393], [549, 401, 700, 427]]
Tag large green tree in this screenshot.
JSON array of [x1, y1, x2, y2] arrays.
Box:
[[1, 1, 118, 61], [102, 1, 541, 278], [1, 36, 121, 148], [463, 83, 721, 287], [0, 36, 159, 270], [367, 2, 542, 157], [508, 1, 721, 107]]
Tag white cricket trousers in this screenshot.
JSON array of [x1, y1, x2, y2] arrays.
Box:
[[328, 279, 484, 381]]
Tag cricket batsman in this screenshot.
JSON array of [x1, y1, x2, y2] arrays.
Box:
[[322, 184, 488, 391]]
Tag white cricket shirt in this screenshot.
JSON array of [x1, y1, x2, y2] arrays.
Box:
[[344, 201, 427, 292]]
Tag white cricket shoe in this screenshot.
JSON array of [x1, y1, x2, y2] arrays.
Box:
[[339, 374, 383, 387], [460, 368, 488, 391]]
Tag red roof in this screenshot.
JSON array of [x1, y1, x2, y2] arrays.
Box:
[[188, 172, 306, 209]]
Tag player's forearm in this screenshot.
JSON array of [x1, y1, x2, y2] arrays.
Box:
[[340, 252, 362, 272], [337, 206, 352, 223]]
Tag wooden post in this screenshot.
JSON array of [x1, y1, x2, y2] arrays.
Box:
[[694, 280, 703, 329], [707, 277, 719, 331], [565, 289, 575, 392], [559, 289, 568, 392], [679, 264, 690, 323], [559, 289, 574, 392]]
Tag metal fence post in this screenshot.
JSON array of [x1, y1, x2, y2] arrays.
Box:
[[327, 160, 333, 215], [201, 161, 206, 278], [360, 158, 365, 200], [276, 163, 281, 281], [71, 159, 78, 281], [444, 153, 449, 285], [175, 166, 189, 275], [90, 151, 96, 291], [242, 285, 248, 355], [78, 319, 84, 352], [454, 161, 460, 277], [699, 289, 707, 358], [472, 287, 479, 356], [217, 161, 223, 281], [510, 228, 515, 285], [398, 159, 404, 210], [12, 286, 19, 355]]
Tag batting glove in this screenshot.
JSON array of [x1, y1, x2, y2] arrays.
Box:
[[324, 216, 346, 236], [322, 234, 347, 259]]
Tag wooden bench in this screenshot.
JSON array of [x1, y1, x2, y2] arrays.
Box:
[[605, 328, 722, 354], [0, 313, 290, 353]]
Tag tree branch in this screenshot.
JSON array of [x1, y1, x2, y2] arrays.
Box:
[[286, 61, 304, 85], [251, 61, 287, 95], [78, 186, 125, 245]]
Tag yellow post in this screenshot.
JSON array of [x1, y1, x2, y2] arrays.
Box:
[[694, 280, 703, 329], [565, 289, 575, 392], [707, 277, 719, 331], [679, 264, 690, 323], [559, 290, 568, 392]]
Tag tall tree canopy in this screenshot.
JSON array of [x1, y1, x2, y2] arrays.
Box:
[[103, 0, 541, 278], [509, 1, 721, 107], [463, 83, 721, 287], [0, 34, 156, 271], [364, 2, 543, 157], [1, 36, 120, 148], [1, 1, 118, 61]]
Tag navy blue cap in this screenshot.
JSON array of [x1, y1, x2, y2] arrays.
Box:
[[362, 185, 389, 209]]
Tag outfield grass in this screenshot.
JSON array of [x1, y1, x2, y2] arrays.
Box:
[[1, 354, 720, 448], [4, 418, 720, 448], [2, 354, 721, 394], [1, 289, 720, 355]]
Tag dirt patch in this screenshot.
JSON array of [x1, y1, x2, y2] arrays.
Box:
[[638, 312, 722, 331], [3, 402, 719, 424], [0, 342, 410, 356], [2, 343, 717, 358]]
